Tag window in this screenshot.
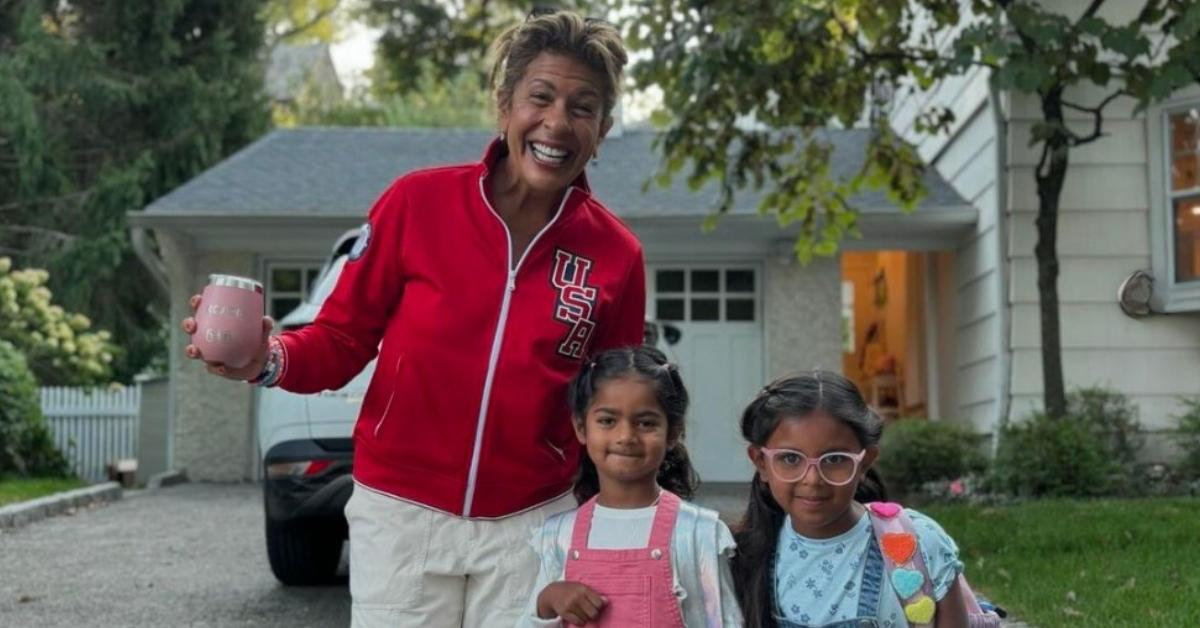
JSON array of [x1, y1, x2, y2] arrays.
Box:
[[1148, 95, 1200, 312], [1170, 109, 1200, 283], [265, 262, 323, 319], [651, 267, 758, 322]]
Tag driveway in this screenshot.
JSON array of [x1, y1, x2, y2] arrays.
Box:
[[0, 483, 348, 627]]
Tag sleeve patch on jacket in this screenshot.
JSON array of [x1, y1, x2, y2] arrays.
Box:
[[348, 222, 372, 261]]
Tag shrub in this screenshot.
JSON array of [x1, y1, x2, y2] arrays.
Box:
[[0, 340, 70, 477], [876, 418, 987, 496], [989, 412, 1115, 498], [1068, 386, 1144, 466], [0, 257, 117, 386], [1172, 397, 1200, 480]]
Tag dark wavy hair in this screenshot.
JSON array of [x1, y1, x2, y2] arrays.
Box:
[[732, 371, 888, 628], [567, 345, 699, 503]]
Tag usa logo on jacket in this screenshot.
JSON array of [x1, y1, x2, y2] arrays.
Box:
[[550, 248, 598, 359]]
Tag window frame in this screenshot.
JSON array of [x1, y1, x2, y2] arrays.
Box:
[[263, 259, 325, 320], [648, 264, 761, 324], [1148, 91, 1200, 312]]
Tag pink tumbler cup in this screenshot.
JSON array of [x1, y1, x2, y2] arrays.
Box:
[[191, 274, 265, 369]]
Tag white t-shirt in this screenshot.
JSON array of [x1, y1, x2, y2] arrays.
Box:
[[587, 504, 655, 548]]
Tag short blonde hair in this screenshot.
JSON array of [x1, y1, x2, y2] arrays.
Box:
[[489, 11, 627, 119]]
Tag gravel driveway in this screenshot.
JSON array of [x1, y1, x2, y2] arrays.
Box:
[[0, 483, 348, 627]]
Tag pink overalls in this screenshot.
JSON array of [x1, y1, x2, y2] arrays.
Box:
[[563, 490, 687, 627]]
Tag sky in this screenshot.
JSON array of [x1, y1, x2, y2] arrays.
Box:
[[328, 19, 380, 92]]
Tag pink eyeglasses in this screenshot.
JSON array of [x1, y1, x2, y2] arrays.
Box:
[[757, 448, 866, 486]]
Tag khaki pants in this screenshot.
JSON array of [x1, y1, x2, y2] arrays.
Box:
[[345, 482, 575, 628]]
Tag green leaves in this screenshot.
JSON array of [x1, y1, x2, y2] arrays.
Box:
[[0, 259, 117, 386]]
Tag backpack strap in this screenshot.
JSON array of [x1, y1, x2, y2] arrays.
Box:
[[865, 501, 935, 627]]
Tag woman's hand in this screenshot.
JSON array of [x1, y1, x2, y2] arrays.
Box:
[[536, 581, 607, 626], [181, 293, 273, 381]]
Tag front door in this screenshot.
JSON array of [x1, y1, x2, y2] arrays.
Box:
[[649, 265, 763, 483]]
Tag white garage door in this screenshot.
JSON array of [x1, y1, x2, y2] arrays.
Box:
[[650, 265, 763, 483]]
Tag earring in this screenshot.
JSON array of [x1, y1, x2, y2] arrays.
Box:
[[500, 132, 506, 142]]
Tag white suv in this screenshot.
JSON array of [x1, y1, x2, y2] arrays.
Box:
[[256, 230, 680, 585]]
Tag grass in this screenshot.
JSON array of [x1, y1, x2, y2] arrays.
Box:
[[924, 497, 1200, 627], [0, 475, 86, 507]]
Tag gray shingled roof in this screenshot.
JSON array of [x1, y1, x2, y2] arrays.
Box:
[[141, 127, 969, 218]]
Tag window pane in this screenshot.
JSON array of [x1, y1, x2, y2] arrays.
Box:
[[727, 299, 755, 321], [656, 298, 685, 321], [691, 270, 719, 292], [1175, 196, 1200, 282], [726, 269, 755, 292], [305, 268, 322, 294], [656, 270, 685, 293], [691, 298, 720, 321], [272, 268, 301, 292], [1171, 110, 1199, 154], [271, 297, 302, 319], [1174, 153, 1198, 192]]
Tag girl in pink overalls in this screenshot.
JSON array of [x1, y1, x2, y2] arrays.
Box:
[[519, 346, 744, 627]]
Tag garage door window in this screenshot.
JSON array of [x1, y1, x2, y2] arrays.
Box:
[[653, 267, 757, 322], [266, 262, 323, 319]]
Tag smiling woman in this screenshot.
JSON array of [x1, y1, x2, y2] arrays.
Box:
[[180, 9, 647, 628]]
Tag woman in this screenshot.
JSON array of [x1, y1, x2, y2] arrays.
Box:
[[182, 11, 642, 627]]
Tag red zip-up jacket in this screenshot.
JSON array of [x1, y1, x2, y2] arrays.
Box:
[[276, 140, 646, 518]]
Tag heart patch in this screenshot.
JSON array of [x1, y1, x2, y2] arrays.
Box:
[[904, 595, 936, 624], [891, 567, 925, 598], [869, 501, 902, 519], [882, 532, 917, 564]]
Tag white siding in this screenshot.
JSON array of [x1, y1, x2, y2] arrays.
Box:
[[1003, 40, 1200, 452], [892, 51, 1005, 434]]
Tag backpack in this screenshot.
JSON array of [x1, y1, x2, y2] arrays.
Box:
[[864, 501, 1005, 627]]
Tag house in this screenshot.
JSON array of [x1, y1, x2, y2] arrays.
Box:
[[128, 126, 975, 482], [266, 43, 344, 111], [885, 1, 1200, 462]]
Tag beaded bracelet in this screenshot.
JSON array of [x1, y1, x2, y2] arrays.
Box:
[[249, 336, 286, 387]]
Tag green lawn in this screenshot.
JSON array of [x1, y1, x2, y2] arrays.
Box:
[[924, 498, 1200, 627], [0, 475, 86, 507]]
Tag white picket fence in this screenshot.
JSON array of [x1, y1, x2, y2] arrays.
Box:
[[39, 385, 141, 483]]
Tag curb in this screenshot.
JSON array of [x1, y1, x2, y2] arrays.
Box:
[[0, 482, 122, 530], [146, 469, 188, 490]]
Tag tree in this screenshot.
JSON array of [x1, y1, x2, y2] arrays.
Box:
[[0, 0, 271, 382], [358, 0, 604, 95], [265, 0, 341, 45], [626, 0, 1200, 420], [284, 62, 494, 127]]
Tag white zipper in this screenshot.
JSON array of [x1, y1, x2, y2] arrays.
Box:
[[461, 176, 575, 516]]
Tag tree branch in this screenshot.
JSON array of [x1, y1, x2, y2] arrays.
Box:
[[0, 225, 78, 242], [1079, 0, 1108, 23], [269, 0, 341, 45], [1062, 89, 1127, 145], [0, 190, 92, 213], [830, 12, 998, 74]]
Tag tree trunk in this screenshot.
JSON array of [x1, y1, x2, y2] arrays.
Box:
[[1035, 91, 1069, 420]]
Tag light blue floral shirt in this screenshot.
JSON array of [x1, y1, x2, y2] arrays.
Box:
[[774, 508, 963, 627]]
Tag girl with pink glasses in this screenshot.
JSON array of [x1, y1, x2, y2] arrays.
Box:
[[732, 371, 977, 628]]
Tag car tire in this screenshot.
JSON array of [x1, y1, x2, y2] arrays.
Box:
[[265, 516, 345, 586]]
